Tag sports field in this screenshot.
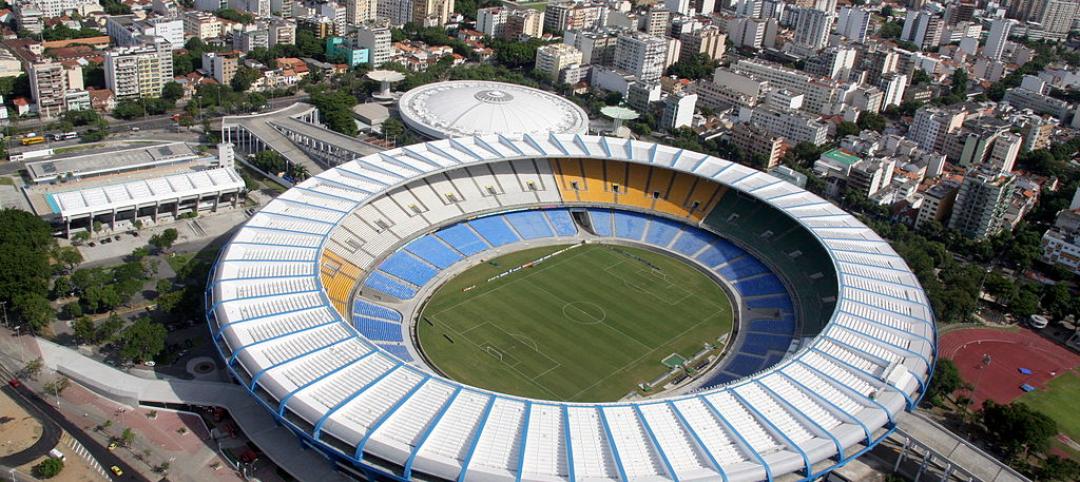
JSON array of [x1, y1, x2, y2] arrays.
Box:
[[417, 243, 734, 402]]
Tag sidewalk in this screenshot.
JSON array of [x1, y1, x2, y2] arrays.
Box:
[[17, 336, 350, 482]]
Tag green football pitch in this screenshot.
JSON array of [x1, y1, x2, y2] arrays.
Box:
[[416, 243, 734, 402]]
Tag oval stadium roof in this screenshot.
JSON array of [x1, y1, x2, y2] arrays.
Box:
[[207, 134, 936, 482], [398, 80, 590, 139]]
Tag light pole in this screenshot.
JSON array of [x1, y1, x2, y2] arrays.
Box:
[[1, 300, 7, 328], [12, 325, 23, 361]]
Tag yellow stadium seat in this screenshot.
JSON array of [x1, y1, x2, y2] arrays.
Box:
[[578, 159, 614, 203], [553, 158, 584, 202], [620, 163, 654, 209]]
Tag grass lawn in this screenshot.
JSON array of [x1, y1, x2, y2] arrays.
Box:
[[0, 177, 14, 186], [1018, 370, 1080, 444], [417, 243, 733, 402]]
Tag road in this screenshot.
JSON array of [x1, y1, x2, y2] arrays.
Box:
[[0, 383, 61, 467], [0, 366, 146, 482]]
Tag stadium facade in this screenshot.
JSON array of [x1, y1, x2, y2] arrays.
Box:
[[206, 134, 936, 481]]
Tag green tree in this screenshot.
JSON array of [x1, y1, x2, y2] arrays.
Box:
[[1042, 284, 1075, 321], [230, 66, 261, 92], [950, 68, 969, 96], [96, 313, 123, 344], [1039, 455, 1080, 481], [117, 317, 167, 363], [835, 121, 860, 138], [60, 302, 82, 319], [161, 81, 184, 101], [21, 357, 43, 380], [72, 316, 96, 344], [667, 53, 719, 80], [149, 228, 178, 252], [980, 401, 1057, 460], [32, 458, 64, 478], [15, 293, 53, 332], [44, 376, 70, 396], [54, 246, 83, 271], [925, 358, 964, 405], [911, 69, 933, 85], [112, 100, 145, 120], [1010, 285, 1041, 318], [121, 427, 136, 446], [857, 112, 886, 132]]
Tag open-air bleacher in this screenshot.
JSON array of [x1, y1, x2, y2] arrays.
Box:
[[354, 317, 404, 342], [732, 274, 787, 297], [404, 236, 463, 269], [612, 211, 648, 240], [363, 271, 417, 299], [504, 211, 555, 239], [545, 209, 578, 236], [434, 224, 489, 256], [378, 251, 439, 287], [378, 343, 413, 361], [468, 216, 521, 246], [353, 300, 402, 321]]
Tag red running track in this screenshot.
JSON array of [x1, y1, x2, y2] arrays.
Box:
[[939, 327, 1080, 408]]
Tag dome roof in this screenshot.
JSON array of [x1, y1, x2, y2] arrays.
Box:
[[398, 80, 589, 139]]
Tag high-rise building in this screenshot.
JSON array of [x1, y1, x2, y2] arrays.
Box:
[[377, 0, 413, 26], [104, 41, 173, 99], [544, 0, 606, 33], [678, 26, 725, 62], [984, 18, 1012, 61], [879, 72, 907, 108], [29, 61, 78, 118], [477, 6, 543, 39], [356, 21, 392, 67], [202, 52, 238, 86], [726, 16, 777, 50], [915, 180, 959, 229], [1019, 115, 1055, 152], [183, 11, 222, 40], [613, 31, 668, 83], [663, 0, 691, 16], [660, 91, 697, 130], [535, 43, 583, 82], [17, 0, 101, 18], [346, 0, 376, 25], [730, 122, 787, 170], [563, 29, 619, 66], [411, 0, 454, 26], [907, 106, 965, 153], [836, 6, 870, 42], [642, 6, 671, 37], [749, 106, 829, 145], [988, 132, 1022, 173], [1041, 208, 1080, 275], [902, 9, 943, 49], [792, 8, 833, 52], [948, 167, 1016, 239]]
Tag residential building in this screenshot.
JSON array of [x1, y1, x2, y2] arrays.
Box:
[[234, 28, 270, 52], [847, 158, 896, 198], [730, 122, 787, 170], [104, 41, 174, 99], [563, 29, 619, 66], [988, 132, 1022, 174], [984, 18, 1012, 61], [184, 11, 223, 40], [29, 61, 73, 118], [412, 0, 455, 26], [269, 19, 297, 47], [691, 69, 767, 111], [879, 72, 907, 108], [357, 21, 392, 67], [836, 6, 870, 42], [1041, 207, 1080, 275], [626, 81, 661, 112], [907, 106, 965, 153], [477, 6, 544, 39], [346, 0, 376, 25], [679, 26, 725, 62], [229, 0, 270, 17], [16, 0, 101, 18], [792, 7, 833, 53], [749, 106, 829, 145], [663, 0, 691, 16], [376, 0, 412, 26], [544, 0, 606, 33], [660, 91, 697, 130], [535, 43, 582, 82], [642, 6, 671, 37], [948, 167, 1016, 239], [733, 59, 844, 114], [726, 16, 777, 50], [108, 16, 185, 50], [1003, 80, 1074, 119], [613, 31, 667, 83], [902, 9, 943, 49], [1019, 115, 1055, 152], [202, 52, 238, 85], [915, 180, 959, 229], [1037, 0, 1080, 38], [325, 37, 369, 67], [804, 46, 856, 80]]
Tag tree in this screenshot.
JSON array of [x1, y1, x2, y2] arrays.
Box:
[[44, 376, 70, 397], [980, 401, 1057, 460], [149, 228, 178, 252], [950, 68, 969, 96], [72, 316, 96, 344], [60, 302, 82, 320], [230, 66, 261, 92], [911, 69, 933, 85], [117, 317, 167, 363], [1039, 455, 1080, 481], [925, 358, 963, 405], [15, 293, 53, 332], [96, 314, 123, 344], [667, 53, 719, 80], [835, 121, 860, 138], [54, 246, 83, 271], [879, 21, 902, 39], [112, 100, 145, 120], [1042, 284, 1076, 321], [857, 112, 886, 133], [21, 357, 43, 380], [0, 210, 54, 316], [121, 427, 136, 446], [32, 458, 64, 479], [1010, 285, 1041, 318], [161, 81, 184, 101]]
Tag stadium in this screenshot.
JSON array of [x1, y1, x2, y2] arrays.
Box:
[[206, 134, 936, 481]]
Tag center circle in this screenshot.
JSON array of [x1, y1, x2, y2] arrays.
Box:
[[474, 89, 514, 103], [562, 301, 606, 324]]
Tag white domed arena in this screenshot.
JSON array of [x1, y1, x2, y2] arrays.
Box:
[[206, 134, 936, 482], [398, 81, 590, 139]]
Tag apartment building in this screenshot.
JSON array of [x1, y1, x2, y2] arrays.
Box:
[[104, 41, 174, 99]]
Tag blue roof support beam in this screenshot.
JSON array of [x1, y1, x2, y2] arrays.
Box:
[[632, 405, 679, 482], [667, 401, 727, 482], [355, 376, 431, 460], [596, 407, 629, 481], [457, 396, 497, 482], [404, 386, 462, 479], [699, 395, 771, 481], [513, 402, 533, 482], [277, 349, 377, 418]]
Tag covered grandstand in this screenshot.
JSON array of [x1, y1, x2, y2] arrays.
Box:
[[207, 135, 936, 481]]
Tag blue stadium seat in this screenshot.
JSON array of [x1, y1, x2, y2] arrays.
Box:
[[744, 294, 794, 313], [741, 333, 792, 355], [435, 224, 489, 256], [749, 317, 797, 335], [504, 211, 555, 240], [378, 251, 439, 286], [352, 300, 402, 321], [405, 235, 463, 269], [724, 354, 768, 377], [716, 257, 769, 280], [671, 227, 712, 256], [354, 317, 404, 342], [613, 211, 648, 240], [544, 210, 577, 236], [469, 216, 521, 246], [696, 242, 744, 268], [588, 209, 613, 236], [379, 343, 413, 361], [364, 272, 417, 299], [644, 218, 682, 247], [733, 275, 786, 297]]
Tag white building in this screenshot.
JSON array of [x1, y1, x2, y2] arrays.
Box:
[[357, 21, 392, 67], [184, 10, 223, 40], [836, 6, 870, 42], [104, 41, 174, 99], [1042, 208, 1080, 276], [16, 0, 101, 18], [984, 18, 1012, 61], [613, 31, 667, 83], [346, 0, 376, 25], [660, 91, 697, 130], [792, 7, 833, 53], [749, 106, 829, 145], [535, 44, 583, 82], [988, 132, 1022, 174]]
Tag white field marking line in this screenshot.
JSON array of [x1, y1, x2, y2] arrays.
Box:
[[424, 245, 593, 319], [531, 362, 563, 382], [485, 314, 564, 372], [616, 265, 695, 306], [562, 301, 607, 324], [566, 315, 718, 401], [436, 312, 564, 399], [527, 280, 655, 352], [511, 332, 540, 351]]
